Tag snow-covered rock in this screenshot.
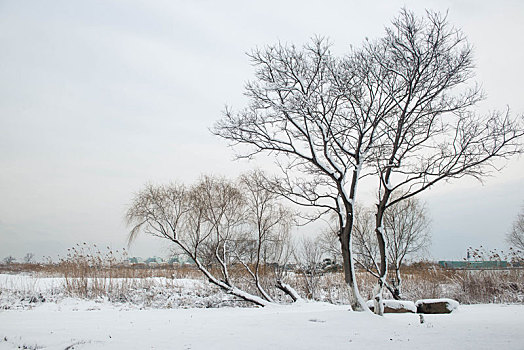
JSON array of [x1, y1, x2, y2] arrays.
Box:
[[366, 299, 417, 313], [415, 298, 459, 314]]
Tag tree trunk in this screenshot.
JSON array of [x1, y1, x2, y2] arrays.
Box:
[[373, 225, 388, 315], [394, 265, 402, 299], [176, 240, 272, 307], [340, 225, 369, 311]]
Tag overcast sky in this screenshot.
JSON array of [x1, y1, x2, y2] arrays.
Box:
[[1, 0, 523, 261]]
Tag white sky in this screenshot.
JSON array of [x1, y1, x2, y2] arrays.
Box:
[[1, 0, 523, 261]]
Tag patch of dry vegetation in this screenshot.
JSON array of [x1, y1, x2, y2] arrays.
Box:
[[1, 249, 523, 308]]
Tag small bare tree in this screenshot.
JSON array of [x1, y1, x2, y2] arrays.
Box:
[[352, 199, 429, 300], [235, 170, 298, 302], [4, 255, 16, 265], [3, 256, 16, 265], [294, 236, 324, 299], [191, 175, 246, 288], [318, 224, 343, 265], [383, 197, 430, 299], [23, 253, 35, 264], [352, 206, 380, 274], [507, 204, 524, 254]]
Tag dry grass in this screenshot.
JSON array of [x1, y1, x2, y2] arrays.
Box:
[[0, 245, 202, 300], [362, 263, 524, 304], [284, 263, 524, 305], [1, 250, 523, 305]]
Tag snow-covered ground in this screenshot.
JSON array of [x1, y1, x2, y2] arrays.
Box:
[[1, 274, 523, 349], [1, 302, 523, 349]]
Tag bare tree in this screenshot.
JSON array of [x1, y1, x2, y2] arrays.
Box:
[[191, 175, 245, 288], [318, 224, 342, 265], [213, 10, 523, 313], [126, 178, 268, 306], [351, 205, 407, 299], [213, 37, 387, 311], [507, 204, 524, 253], [352, 198, 429, 300], [383, 196, 430, 299], [235, 170, 298, 302], [365, 10, 524, 314], [23, 252, 35, 264], [3, 256, 16, 265], [126, 175, 299, 306], [352, 206, 380, 274], [294, 236, 324, 299]]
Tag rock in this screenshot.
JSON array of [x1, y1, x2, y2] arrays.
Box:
[[366, 299, 416, 313], [415, 298, 459, 314]]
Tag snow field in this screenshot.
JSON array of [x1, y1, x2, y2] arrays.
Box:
[[1, 302, 523, 349], [1, 273, 524, 349]]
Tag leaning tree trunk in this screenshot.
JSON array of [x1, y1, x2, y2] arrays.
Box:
[[340, 224, 369, 311], [175, 240, 272, 307]]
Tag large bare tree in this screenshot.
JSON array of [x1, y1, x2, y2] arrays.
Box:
[[213, 37, 388, 311], [214, 9, 523, 313], [364, 10, 524, 314]]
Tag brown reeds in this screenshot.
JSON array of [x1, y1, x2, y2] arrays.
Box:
[[1, 251, 523, 306]]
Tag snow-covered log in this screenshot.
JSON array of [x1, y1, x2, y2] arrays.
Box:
[[276, 280, 302, 302], [415, 299, 459, 314], [366, 299, 416, 313]]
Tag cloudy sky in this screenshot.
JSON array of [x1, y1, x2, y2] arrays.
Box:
[[1, 0, 523, 261]]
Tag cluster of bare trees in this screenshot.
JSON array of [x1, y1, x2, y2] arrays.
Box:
[[213, 9, 524, 314], [126, 172, 299, 306]]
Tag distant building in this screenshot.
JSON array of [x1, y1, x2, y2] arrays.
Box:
[[128, 256, 196, 266], [128, 257, 144, 264], [145, 256, 164, 265], [168, 256, 181, 264], [168, 255, 196, 265]]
